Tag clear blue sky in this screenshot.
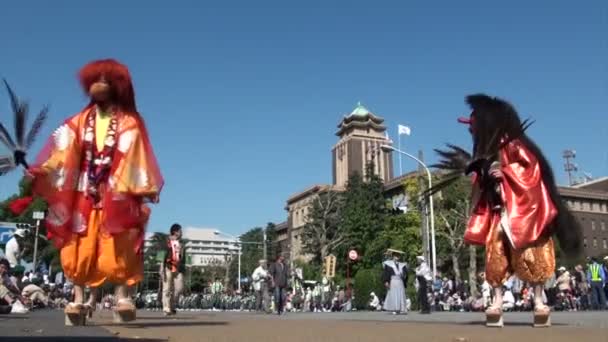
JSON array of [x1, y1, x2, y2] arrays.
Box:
[[1, 1, 606, 236]]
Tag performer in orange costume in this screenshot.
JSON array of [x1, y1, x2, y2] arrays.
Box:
[[28, 59, 163, 321], [431, 94, 581, 327]]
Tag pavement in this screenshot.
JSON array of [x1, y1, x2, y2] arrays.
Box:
[[1, 309, 606, 342]]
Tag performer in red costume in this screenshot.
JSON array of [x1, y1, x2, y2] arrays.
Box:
[[29, 59, 163, 324], [430, 94, 581, 327]]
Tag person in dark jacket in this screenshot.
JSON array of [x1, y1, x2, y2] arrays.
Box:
[[269, 255, 289, 315]]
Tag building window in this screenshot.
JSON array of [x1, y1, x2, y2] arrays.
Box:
[[603, 239, 608, 250], [601, 221, 606, 231], [593, 238, 597, 248], [591, 220, 596, 231], [583, 238, 587, 248], [583, 202, 590, 211]]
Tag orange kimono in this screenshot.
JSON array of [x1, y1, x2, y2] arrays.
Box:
[[465, 139, 556, 287], [32, 107, 163, 287]]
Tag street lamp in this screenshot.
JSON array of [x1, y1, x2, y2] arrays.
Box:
[[214, 230, 242, 291], [381, 144, 437, 279]]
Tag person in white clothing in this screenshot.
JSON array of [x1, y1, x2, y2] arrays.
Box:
[[251, 259, 270, 312], [0, 259, 29, 314], [415, 256, 432, 314], [369, 292, 381, 311], [4, 229, 27, 268]]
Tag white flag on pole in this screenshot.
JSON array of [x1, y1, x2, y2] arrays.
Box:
[[398, 124, 411, 136]]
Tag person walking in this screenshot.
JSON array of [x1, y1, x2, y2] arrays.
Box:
[[587, 257, 607, 310], [160, 224, 185, 316], [269, 255, 289, 315], [252, 259, 270, 313]]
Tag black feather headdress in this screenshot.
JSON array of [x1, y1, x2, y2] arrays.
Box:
[[0, 79, 49, 176], [424, 94, 533, 198], [425, 93, 582, 258]]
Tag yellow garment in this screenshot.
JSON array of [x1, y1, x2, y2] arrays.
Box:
[[95, 110, 112, 151], [36, 109, 162, 288], [60, 209, 143, 287]]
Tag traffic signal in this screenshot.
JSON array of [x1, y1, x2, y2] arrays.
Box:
[[324, 254, 336, 278], [15, 223, 32, 229]]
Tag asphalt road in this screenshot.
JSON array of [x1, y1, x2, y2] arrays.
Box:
[[1, 309, 606, 342]]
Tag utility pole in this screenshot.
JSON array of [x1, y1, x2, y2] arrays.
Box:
[[417, 150, 430, 262], [263, 229, 267, 262], [563, 149, 577, 186]]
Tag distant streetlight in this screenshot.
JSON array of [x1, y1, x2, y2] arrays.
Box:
[[380, 145, 437, 279], [214, 230, 242, 291]]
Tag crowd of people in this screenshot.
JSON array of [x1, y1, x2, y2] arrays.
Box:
[[381, 257, 608, 313]]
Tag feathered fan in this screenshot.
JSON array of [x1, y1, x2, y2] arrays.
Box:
[[0, 79, 49, 176]]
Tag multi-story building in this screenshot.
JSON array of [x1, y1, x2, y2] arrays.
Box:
[[145, 227, 239, 267], [283, 103, 394, 263], [559, 177, 608, 258], [280, 102, 608, 263]]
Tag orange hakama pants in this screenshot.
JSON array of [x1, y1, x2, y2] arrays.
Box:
[[484, 214, 555, 288], [60, 209, 143, 287]]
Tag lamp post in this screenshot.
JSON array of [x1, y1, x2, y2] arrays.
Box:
[[214, 230, 264, 292], [381, 145, 437, 279], [214, 231, 242, 291]]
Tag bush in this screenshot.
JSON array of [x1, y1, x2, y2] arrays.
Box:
[[353, 268, 385, 310]]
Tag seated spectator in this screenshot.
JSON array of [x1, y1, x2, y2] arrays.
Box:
[[0, 259, 28, 314]]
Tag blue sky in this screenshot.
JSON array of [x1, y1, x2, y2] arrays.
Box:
[[0, 0, 606, 236]]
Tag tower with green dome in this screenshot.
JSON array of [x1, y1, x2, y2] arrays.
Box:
[[332, 102, 394, 186]]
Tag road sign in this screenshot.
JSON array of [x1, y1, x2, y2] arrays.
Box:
[[33, 211, 45, 220], [348, 249, 358, 261], [0, 225, 16, 244], [324, 254, 336, 278]]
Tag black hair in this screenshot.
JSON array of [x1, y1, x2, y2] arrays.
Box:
[[0, 258, 9, 269], [170, 223, 182, 235], [466, 94, 583, 258]]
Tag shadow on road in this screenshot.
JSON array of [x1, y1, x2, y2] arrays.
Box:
[[1, 338, 166, 342], [359, 319, 567, 327], [103, 320, 229, 329]]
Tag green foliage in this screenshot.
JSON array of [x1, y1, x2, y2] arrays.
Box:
[[265, 222, 278, 260], [353, 268, 385, 310], [366, 212, 422, 268], [339, 162, 388, 269], [228, 227, 265, 287], [188, 267, 209, 293], [293, 258, 319, 280]]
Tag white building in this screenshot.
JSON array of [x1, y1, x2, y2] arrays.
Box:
[[145, 227, 239, 268]]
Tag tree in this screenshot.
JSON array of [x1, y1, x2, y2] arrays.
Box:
[[339, 162, 388, 269], [468, 245, 479, 296], [366, 211, 422, 268], [228, 227, 265, 288], [435, 177, 471, 283], [264, 222, 278, 261], [144, 232, 169, 264], [301, 189, 344, 266]]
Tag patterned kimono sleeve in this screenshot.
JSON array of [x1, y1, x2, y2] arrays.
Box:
[[31, 114, 85, 248], [110, 115, 163, 201], [101, 114, 163, 235]]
